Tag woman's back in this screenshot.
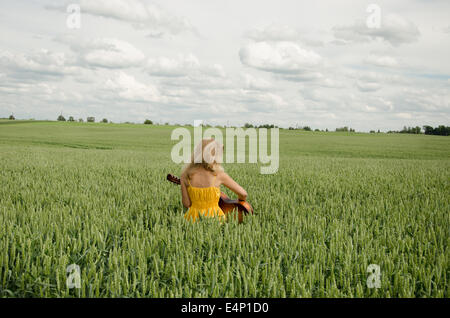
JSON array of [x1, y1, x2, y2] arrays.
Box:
[[188, 168, 221, 188], [183, 168, 224, 222]]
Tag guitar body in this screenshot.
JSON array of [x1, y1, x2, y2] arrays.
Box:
[[167, 174, 254, 223], [218, 193, 253, 223]]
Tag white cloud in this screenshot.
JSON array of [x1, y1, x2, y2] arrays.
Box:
[[245, 24, 300, 42], [0, 80, 84, 108], [53, 35, 146, 69], [239, 41, 322, 75], [81, 0, 195, 37], [374, 97, 394, 112], [395, 112, 413, 119], [364, 54, 398, 67], [345, 69, 405, 86], [146, 54, 199, 77], [242, 73, 271, 90], [161, 75, 233, 92], [318, 77, 345, 89], [76, 38, 145, 69], [202, 64, 226, 78], [244, 24, 324, 47], [356, 81, 381, 92], [238, 90, 286, 111], [279, 72, 324, 82], [350, 71, 386, 93], [103, 71, 165, 102], [0, 49, 78, 79], [359, 96, 394, 112], [332, 14, 420, 46], [400, 87, 450, 112], [47, 0, 196, 37], [146, 54, 228, 80], [300, 88, 327, 103]]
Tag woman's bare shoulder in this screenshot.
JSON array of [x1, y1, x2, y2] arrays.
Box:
[[180, 172, 187, 185], [216, 170, 229, 180], [181, 169, 194, 184]]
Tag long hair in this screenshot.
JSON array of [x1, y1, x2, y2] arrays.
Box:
[[181, 138, 224, 180]]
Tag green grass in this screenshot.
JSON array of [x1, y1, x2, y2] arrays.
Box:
[[0, 121, 448, 297]]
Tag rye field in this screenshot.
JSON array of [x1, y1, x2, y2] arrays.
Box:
[[0, 120, 448, 297]]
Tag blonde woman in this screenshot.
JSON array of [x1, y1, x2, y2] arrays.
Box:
[[180, 138, 247, 222]]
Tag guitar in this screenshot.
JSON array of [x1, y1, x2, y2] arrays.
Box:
[[166, 174, 254, 223]]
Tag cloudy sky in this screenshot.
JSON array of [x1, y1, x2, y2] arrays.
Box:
[[0, 0, 449, 131]]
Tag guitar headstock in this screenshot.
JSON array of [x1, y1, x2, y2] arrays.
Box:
[[167, 174, 181, 185]]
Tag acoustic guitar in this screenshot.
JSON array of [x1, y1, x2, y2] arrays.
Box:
[[166, 174, 254, 223]]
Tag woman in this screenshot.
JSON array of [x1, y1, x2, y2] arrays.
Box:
[[180, 138, 247, 222]]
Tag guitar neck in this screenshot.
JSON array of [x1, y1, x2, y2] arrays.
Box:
[[167, 174, 181, 185]]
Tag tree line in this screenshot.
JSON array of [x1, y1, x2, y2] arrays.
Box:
[[5, 114, 449, 135], [422, 125, 450, 136], [55, 115, 154, 125], [287, 125, 356, 132], [387, 125, 450, 136]]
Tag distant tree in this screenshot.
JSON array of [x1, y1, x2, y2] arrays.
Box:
[[303, 126, 312, 131], [350, 128, 355, 132], [325, 128, 328, 132], [423, 125, 450, 136], [144, 119, 153, 125], [165, 122, 169, 125], [87, 117, 95, 123], [336, 126, 349, 132], [377, 129, 380, 133], [370, 130, 376, 133], [423, 125, 433, 135], [9, 114, 15, 120], [257, 124, 276, 129], [57, 114, 66, 121], [400, 126, 422, 134], [433, 125, 450, 136], [314, 128, 320, 132], [244, 123, 254, 128], [68, 116, 75, 122], [101, 118, 108, 123], [78, 118, 83, 122]]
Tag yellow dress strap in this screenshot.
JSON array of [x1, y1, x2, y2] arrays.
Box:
[[211, 175, 217, 187]]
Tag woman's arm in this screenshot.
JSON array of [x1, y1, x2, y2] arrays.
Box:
[[180, 174, 191, 208], [220, 172, 248, 201]]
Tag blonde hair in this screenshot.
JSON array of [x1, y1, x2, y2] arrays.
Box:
[[181, 138, 224, 180]]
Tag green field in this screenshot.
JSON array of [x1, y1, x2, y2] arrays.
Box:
[[0, 120, 449, 297]]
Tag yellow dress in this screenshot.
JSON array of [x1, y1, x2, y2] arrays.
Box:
[[184, 177, 225, 222]]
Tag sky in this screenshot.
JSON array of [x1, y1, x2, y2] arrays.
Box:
[[0, 0, 449, 131]]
